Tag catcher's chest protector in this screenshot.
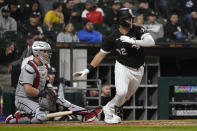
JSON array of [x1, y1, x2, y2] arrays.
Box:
[[28, 61, 48, 90]]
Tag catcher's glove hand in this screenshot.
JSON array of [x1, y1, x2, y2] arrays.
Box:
[[44, 87, 57, 105]]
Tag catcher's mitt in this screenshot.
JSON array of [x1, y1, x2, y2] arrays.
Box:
[[44, 88, 57, 105]]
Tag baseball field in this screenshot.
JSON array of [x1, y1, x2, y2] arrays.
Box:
[[1, 120, 197, 131]]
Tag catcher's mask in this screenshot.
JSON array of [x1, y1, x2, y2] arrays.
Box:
[[118, 8, 135, 28], [32, 41, 52, 64]]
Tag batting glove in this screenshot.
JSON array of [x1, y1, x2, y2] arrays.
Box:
[[120, 36, 136, 44], [73, 69, 89, 77]]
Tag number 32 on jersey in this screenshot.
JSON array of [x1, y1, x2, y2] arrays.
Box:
[[116, 48, 127, 55], [116, 45, 140, 56]]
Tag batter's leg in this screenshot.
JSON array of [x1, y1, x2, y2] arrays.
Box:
[[106, 61, 131, 109], [103, 62, 130, 123], [125, 66, 144, 101]]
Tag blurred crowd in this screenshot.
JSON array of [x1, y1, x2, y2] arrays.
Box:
[[0, 0, 197, 75]]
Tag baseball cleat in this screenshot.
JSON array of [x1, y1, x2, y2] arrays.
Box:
[[104, 114, 121, 124], [78, 108, 102, 122], [85, 109, 102, 122], [14, 110, 21, 119], [5, 114, 14, 124], [103, 105, 121, 124]]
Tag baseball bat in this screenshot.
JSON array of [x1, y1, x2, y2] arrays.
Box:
[[47, 106, 102, 118], [47, 110, 73, 118]]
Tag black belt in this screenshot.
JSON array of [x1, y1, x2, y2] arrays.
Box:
[[128, 63, 145, 71]]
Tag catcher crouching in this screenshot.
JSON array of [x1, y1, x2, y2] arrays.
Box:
[[5, 41, 102, 124]]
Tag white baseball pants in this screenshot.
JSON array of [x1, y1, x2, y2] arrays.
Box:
[[107, 61, 144, 108]]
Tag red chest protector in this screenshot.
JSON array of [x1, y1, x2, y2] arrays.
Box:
[[28, 61, 48, 89]]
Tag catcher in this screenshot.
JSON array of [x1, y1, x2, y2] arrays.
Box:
[[5, 41, 101, 124], [5, 41, 55, 124]]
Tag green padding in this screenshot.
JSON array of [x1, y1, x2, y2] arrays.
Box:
[[3, 92, 16, 117], [64, 91, 84, 107], [158, 77, 197, 120]]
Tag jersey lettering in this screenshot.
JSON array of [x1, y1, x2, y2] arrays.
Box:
[[116, 48, 127, 55]]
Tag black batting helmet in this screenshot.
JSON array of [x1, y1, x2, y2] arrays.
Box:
[[118, 8, 135, 21]]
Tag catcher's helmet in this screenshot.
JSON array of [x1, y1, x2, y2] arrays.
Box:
[[118, 8, 135, 21], [32, 41, 51, 64]]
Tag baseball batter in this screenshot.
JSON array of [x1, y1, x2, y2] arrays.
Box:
[[5, 41, 55, 124], [73, 8, 155, 124]]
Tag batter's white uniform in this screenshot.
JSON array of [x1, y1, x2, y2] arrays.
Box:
[[73, 8, 155, 124], [112, 61, 144, 107], [100, 24, 149, 109]]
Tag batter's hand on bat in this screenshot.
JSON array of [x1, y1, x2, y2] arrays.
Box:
[[120, 36, 136, 44], [73, 69, 90, 77]]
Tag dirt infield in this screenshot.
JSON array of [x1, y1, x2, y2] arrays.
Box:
[[1, 120, 197, 126]]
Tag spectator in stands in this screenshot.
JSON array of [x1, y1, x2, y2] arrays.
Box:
[[43, 2, 64, 28], [0, 6, 17, 32], [0, 86, 2, 100], [101, 84, 112, 106], [57, 22, 79, 43], [97, 0, 111, 13], [164, 13, 187, 41], [179, 0, 197, 39], [81, 0, 104, 24], [137, 0, 153, 21], [104, 0, 121, 28], [193, 13, 197, 37], [143, 11, 164, 40], [8, 1, 20, 22], [0, 0, 7, 8], [20, 11, 44, 38], [62, 0, 81, 24], [77, 20, 102, 43], [134, 14, 144, 26], [8, 31, 39, 72], [122, 0, 137, 16], [28, 1, 42, 20], [15, 0, 31, 24], [156, 0, 168, 19], [38, 0, 59, 16], [0, 41, 15, 62]]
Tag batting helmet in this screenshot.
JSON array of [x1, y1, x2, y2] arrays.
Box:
[[48, 66, 56, 74], [118, 8, 135, 27], [118, 8, 135, 21], [32, 41, 51, 64]]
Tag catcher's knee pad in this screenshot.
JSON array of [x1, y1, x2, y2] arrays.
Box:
[[31, 108, 47, 123]]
